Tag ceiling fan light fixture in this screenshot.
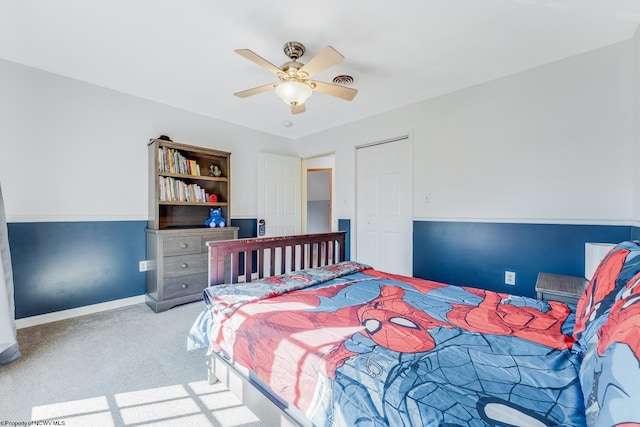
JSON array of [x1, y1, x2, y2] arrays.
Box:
[[275, 81, 312, 106], [235, 42, 356, 113]]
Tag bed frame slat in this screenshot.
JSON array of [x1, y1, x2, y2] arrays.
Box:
[[290, 245, 296, 272], [269, 247, 276, 277], [231, 252, 239, 283], [280, 246, 286, 275], [244, 250, 253, 283]]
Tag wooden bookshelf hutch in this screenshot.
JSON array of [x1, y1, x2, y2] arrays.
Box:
[[146, 138, 238, 312]]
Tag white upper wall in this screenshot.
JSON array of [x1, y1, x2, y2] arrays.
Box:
[[295, 40, 635, 225], [0, 59, 295, 222], [1, 35, 636, 226]]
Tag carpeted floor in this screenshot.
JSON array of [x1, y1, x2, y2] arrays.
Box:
[[0, 301, 264, 427]]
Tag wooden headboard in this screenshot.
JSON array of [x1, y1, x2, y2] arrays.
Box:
[[206, 231, 346, 286]]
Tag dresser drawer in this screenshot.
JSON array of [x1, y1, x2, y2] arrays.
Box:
[[163, 273, 208, 299], [164, 236, 202, 256], [163, 253, 208, 277]]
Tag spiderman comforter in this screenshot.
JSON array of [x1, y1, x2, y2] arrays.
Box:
[[188, 242, 640, 427]]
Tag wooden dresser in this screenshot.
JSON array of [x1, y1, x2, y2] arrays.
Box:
[[145, 227, 237, 312]]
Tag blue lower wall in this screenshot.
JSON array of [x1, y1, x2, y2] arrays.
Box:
[[8, 221, 147, 319], [7, 218, 637, 318], [413, 221, 633, 298], [338, 219, 351, 261], [230, 218, 257, 239], [9, 218, 258, 319]]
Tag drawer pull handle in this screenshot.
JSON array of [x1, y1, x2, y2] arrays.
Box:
[[181, 263, 188, 269], [181, 243, 188, 249], [181, 283, 188, 289]]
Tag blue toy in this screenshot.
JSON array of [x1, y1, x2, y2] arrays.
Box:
[[205, 207, 226, 228]]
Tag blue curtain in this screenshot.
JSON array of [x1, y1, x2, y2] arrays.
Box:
[[0, 182, 20, 366]]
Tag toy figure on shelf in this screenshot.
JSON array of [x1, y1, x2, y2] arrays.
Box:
[[210, 165, 222, 177], [205, 207, 226, 228]]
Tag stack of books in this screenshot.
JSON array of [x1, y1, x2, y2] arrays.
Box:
[[158, 176, 208, 203], [158, 147, 201, 176]]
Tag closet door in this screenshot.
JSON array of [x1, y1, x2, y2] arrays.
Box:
[[356, 137, 413, 275]]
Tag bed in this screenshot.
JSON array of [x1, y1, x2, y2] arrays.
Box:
[[188, 232, 640, 427]]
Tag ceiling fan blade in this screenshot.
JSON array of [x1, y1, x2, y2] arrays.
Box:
[[309, 80, 358, 101], [298, 46, 344, 78], [235, 49, 282, 75], [234, 83, 277, 98], [291, 103, 306, 114]]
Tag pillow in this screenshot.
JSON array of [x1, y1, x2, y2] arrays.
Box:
[[573, 241, 639, 346], [573, 241, 640, 426]]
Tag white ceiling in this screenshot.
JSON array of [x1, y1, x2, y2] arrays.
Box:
[[1, 0, 639, 139]]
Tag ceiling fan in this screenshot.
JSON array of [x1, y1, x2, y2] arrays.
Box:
[[234, 41, 358, 114]]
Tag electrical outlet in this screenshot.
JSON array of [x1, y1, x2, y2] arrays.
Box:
[[139, 260, 153, 272], [505, 271, 516, 285]]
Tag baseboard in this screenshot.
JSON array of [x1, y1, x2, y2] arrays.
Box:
[[15, 295, 146, 329]]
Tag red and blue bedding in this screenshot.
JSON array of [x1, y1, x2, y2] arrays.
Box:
[[188, 241, 640, 427]]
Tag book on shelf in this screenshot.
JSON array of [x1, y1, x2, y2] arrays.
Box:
[[158, 147, 201, 176], [158, 176, 208, 203]]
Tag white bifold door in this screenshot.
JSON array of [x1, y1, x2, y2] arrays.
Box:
[[356, 137, 413, 276]]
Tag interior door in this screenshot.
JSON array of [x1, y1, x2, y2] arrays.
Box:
[[257, 153, 301, 237], [356, 137, 413, 275]]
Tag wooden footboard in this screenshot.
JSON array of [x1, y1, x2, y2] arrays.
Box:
[[204, 232, 346, 426], [206, 231, 346, 286]]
